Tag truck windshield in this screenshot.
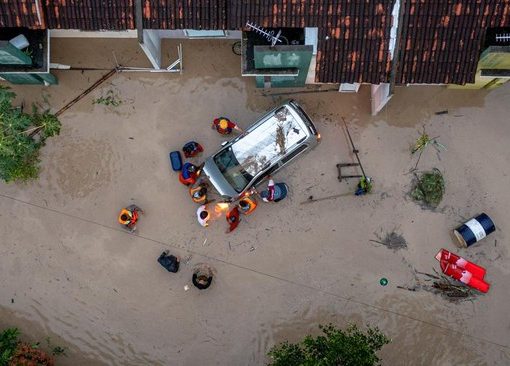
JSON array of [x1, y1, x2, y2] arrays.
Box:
[[213, 147, 254, 193]]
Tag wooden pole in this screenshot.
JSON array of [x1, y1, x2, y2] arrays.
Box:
[[54, 68, 117, 117]]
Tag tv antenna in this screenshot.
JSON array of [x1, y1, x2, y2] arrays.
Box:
[[495, 33, 510, 42], [246, 21, 282, 47]]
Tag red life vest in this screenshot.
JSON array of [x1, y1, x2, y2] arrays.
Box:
[[213, 118, 236, 135], [226, 207, 240, 233], [179, 171, 197, 185]]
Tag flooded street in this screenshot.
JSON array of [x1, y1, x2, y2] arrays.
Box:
[[1, 38, 509, 365]]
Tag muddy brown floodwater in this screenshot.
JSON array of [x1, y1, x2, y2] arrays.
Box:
[[1, 38, 509, 365]]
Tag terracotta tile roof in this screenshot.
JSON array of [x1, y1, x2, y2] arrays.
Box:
[[45, 0, 135, 30], [226, 0, 395, 84], [1, 0, 509, 85], [397, 0, 510, 84], [0, 0, 45, 28], [142, 0, 227, 29]]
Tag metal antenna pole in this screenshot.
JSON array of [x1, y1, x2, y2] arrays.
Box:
[[341, 117, 367, 178]]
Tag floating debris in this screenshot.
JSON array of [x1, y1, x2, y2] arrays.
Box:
[[370, 230, 407, 251], [400, 270, 478, 303], [418, 270, 477, 302]]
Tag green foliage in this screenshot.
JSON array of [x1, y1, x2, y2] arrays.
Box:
[[411, 168, 445, 207], [0, 328, 20, 365], [359, 176, 372, 194], [268, 323, 390, 366], [1, 328, 65, 366], [45, 337, 67, 357], [0, 86, 61, 183], [411, 130, 446, 155], [93, 89, 122, 107]]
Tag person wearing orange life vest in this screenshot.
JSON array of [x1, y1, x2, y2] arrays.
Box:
[[238, 195, 257, 215], [189, 183, 208, 204], [212, 117, 242, 135], [226, 206, 240, 233], [118, 204, 144, 233], [179, 162, 199, 186]]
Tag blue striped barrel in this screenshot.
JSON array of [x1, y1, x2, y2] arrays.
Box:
[[454, 213, 495, 248]]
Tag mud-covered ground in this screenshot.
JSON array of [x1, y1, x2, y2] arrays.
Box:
[[1, 38, 509, 365]]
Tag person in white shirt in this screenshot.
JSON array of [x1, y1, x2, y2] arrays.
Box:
[[196, 205, 210, 227]]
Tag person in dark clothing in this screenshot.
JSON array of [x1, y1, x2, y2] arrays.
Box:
[[182, 141, 204, 158], [192, 266, 213, 290], [157, 251, 180, 273]]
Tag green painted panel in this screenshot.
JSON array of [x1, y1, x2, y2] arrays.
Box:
[[479, 51, 510, 69], [0, 73, 58, 85], [38, 73, 58, 85], [253, 45, 313, 88], [0, 41, 32, 65]]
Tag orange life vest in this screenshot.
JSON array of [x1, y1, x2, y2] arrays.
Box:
[[189, 185, 207, 203], [179, 171, 197, 186], [238, 196, 257, 215], [118, 208, 138, 226]]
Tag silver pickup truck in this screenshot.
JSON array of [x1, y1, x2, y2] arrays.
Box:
[[202, 100, 320, 201]]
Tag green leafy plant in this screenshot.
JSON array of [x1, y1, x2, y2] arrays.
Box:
[[411, 129, 446, 155], [93, 89, 122, 107], [1, 328, 20, 365], [268, 323, 390, 366], [359, 176, 373, 194], [1, 328, 63, 366], [0, 86, 61, 183], [411, 168, 445, 207], [45, 337, 67, 357]]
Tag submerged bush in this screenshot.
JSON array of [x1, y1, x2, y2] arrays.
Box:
[[268, 323, 390, 366], [411, 168, 445, 207], [0, 86, 61, 183]]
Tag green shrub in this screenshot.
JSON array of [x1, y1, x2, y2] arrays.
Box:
[[268, 324, 390, 366], [0, 86, 61, 183], [411, 168, 445, 207]]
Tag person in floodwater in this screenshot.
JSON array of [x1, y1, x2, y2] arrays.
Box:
[[189, 183, 208, 204], [197, 205, 210, 227], [192, 265, 213, 290], [260, 176, 288, 203], [179, 162, 199, 186], [238, 196, 257, 215], [157, 251, 180, 273], [212, 117, 242, 135], [118, 204, 144, 233], [182, 141, 204, 158], [226, 206, 240, 233]]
